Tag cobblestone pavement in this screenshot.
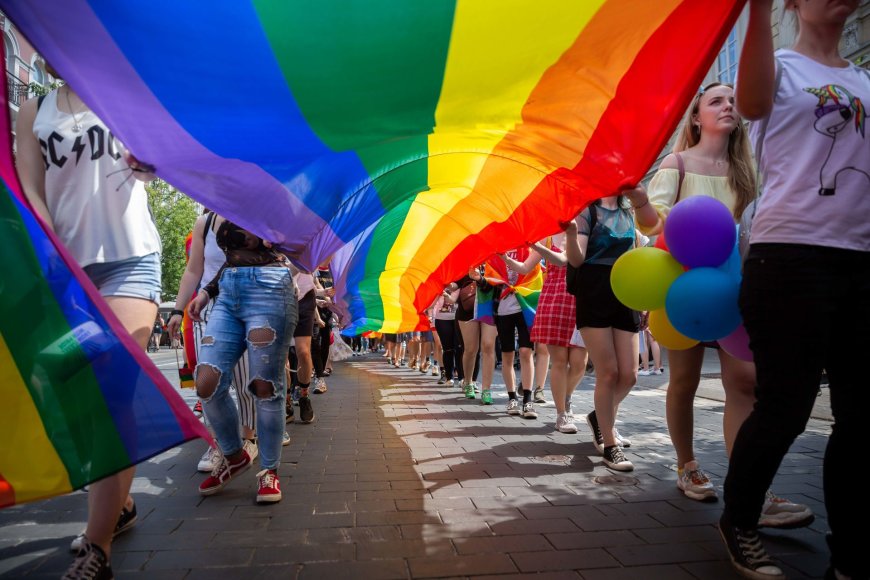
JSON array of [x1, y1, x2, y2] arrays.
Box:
[[1, 350, 831, 579]]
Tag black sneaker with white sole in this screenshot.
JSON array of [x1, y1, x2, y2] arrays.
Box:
[[586, 410, 605, 455], [602, 445, 633, 471], [70, 502, 137, 552], [719, 517, 784, 580], [63, 538, 113, 580]]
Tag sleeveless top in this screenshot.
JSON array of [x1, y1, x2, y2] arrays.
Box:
[[33, 90, 161, 266], [201, 214, 224, 286]]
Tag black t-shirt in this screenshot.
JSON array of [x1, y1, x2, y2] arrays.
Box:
[[203, 220, 286, 298]]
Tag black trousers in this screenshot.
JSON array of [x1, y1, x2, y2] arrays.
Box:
[[722, 243, 869, 577]]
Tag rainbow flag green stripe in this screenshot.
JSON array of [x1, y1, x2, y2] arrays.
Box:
[[0, 58, 210, 506], [1, 1, 741, 338]]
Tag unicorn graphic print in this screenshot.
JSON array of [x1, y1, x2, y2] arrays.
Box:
[[803, 83, 868, 196]]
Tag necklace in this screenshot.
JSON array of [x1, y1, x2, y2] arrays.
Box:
[[63, 86, 83, 133]]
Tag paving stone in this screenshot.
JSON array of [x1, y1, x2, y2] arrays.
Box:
[[409, 553, 517, 577], [511, 548, 619, 572], [0, 352, 831, 578]]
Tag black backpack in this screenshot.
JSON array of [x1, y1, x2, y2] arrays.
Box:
[[564, 203, 597, 296]]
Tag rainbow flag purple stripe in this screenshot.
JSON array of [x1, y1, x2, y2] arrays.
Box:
[[0, 58, 210, 506]]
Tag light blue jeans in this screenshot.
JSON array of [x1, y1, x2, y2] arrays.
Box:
[[197, 266, 297, 471]]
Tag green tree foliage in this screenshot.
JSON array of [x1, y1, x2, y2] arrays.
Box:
[[146, 180, 199, 301]]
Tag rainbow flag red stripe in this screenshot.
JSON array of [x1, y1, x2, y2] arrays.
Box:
[[0, 1, 742, 337]]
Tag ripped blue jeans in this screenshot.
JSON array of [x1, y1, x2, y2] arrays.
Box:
[[196, 266, 297, 471]]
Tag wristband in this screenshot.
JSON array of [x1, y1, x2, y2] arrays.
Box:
[[171, 309, 185, 318], [633, 199, 650, 210]]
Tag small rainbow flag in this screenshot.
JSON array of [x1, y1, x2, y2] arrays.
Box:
[[0, 55, 210, 507], [476, 254, 543, 328]]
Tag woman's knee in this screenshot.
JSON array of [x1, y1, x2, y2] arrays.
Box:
[[195, 363, 222, 399], [249, 377, 278, 400]]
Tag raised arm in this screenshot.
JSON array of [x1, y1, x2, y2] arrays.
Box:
[[167, 215, 208, 338], [498, 248, 542, 274], [735, 0, 776, 120], [564, 218, 589, 268], [530, 235, 567, 267]]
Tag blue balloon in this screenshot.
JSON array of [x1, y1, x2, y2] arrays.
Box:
[[717, 242, 742, 280], [664, 196, 736, 268], [665, 268, 741, 341]]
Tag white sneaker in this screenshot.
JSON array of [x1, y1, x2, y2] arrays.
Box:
[[197, 446, 222, 473], [243, 439, 259, 463], [758, 490, 814, 529], [613, 428, 631, 448], [431, 364, 439, 376], [282, 431, 291, 446], [522, 402, 538, 419], [638, 369, 652, 376], [506, 399, 521, 415], [556, 413, 578, 433], [677, 460, 718, 502]]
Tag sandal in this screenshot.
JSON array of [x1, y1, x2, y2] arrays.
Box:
[[324, 368, 332, 377]]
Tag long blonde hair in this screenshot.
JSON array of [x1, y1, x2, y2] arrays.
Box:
[[674, 82, 757, 220]]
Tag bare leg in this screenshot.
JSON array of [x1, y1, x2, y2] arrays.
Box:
[[582, 328, 638, 448], [719, 350, 757, 457], [86, 296, 156, 556], [534, 343, 550, 390], [502, 350, 517, 392], [479, 324, 498, 389], [665, 345, 705, 469], [459, 320, 480, 384]]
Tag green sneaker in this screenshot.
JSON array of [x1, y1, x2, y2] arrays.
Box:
[[480, 390, 493, 405], [464, 383, 476, 399]]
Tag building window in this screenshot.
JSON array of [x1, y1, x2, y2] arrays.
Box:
[[4, 32, 16, 75], [31, 56, 45, 85], [717, 28, 738, 84]]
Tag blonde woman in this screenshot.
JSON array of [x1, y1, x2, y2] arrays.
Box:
[[625, 84, 812, 527]]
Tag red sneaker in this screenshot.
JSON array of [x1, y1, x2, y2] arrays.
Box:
[[199, 450, 251, 496], [256, 469, 282, 504]]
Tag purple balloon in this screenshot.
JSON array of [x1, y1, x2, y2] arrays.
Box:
[[719, 322, 753, 362], [664, 196, 736, 268]]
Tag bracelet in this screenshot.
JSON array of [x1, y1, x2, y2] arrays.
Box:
[[633, 199, 650, 210], [171, 309, 185, 318]]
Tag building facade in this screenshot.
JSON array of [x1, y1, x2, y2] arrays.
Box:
[[2, 10, 54, 134], [645, 1, 870, 181]]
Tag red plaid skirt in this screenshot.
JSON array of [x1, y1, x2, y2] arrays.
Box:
[[530, 264, 577, 347]]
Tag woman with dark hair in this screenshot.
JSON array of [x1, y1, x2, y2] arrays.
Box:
[[566, 196, 638, 471]]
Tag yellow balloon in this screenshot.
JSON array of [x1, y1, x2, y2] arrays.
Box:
[[611, 247, 684, 311], [649, 308, 699, 350]]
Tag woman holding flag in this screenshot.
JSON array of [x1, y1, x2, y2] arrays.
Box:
[[565, 197, 638, 471]]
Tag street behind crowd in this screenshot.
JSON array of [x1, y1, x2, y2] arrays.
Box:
[[1, 348, 832, 579]]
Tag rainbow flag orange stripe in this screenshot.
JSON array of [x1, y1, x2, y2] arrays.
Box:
[[0, 1, 742, 338]]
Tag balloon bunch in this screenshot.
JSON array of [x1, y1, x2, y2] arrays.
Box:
[[610, 196, 751, 361]]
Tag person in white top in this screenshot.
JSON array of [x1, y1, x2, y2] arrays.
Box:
[[17, 77, 161, 579], [718, 3, 869, 580]]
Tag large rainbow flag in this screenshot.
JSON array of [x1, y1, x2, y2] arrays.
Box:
[[0, 52, 210, 508], [0, 1, 744, 333]]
